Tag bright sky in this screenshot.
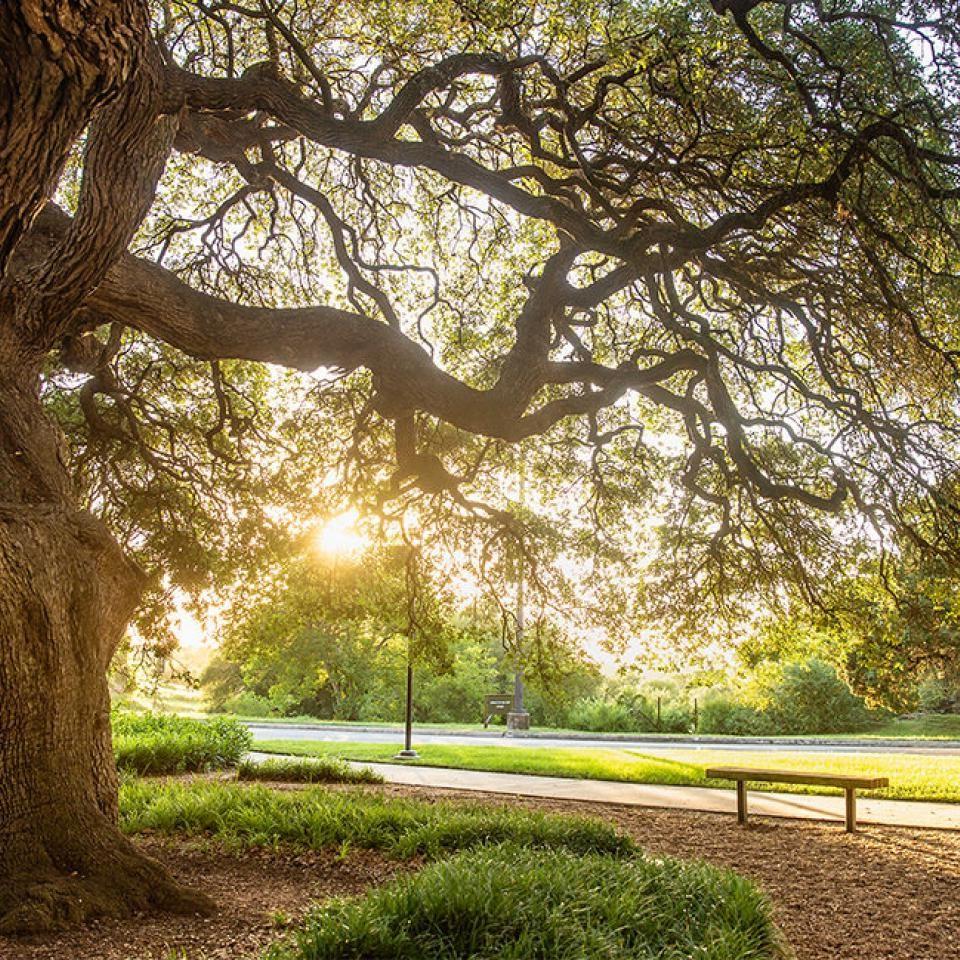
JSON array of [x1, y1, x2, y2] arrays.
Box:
[[172, 598, 211, 650], [312, 509, 369, 558]]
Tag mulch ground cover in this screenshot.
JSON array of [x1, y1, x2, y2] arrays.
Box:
[[384, 783, 960, 960], [3, 780, 957, 959]]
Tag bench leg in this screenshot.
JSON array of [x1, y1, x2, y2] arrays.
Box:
[[736, 780, 748, 825], [845, 788, 857, 833]]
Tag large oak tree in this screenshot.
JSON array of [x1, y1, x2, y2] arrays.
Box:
[[2, 0, 959, 932]]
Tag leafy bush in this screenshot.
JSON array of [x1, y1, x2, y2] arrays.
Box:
[[112, 712, 252, 774], [699, 659, 873, 735], [563, 685, 695, 734], [269, 844, 781, 960], [216, 691, 277, 718], [565, 696, 637, 732], [237, 757, 383, 785], [655, 700, 694, 733], [119, 780, 633, 860], [699, 696, 774, 737], [917, 675, 960, 714], [759, 659, 872, 734]]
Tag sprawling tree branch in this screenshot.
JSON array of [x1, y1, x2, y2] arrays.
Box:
[[9, 0, 960, 549]]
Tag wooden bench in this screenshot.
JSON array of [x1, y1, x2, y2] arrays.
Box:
[[705, 766, 889, 833]]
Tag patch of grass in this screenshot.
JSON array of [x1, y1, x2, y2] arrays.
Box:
[[863, 714, 960, 740], [118, 780, 634, 860], [237, 756, 384, 785], [268, 843, 781, 960], [113, 712, 252, 774], [253, 739, 960, 804]]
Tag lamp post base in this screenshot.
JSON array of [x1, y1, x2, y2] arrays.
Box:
[[395, 749, 419, 759], [506, 711, 530, 732]]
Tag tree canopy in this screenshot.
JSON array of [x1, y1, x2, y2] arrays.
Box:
[[20, 0, 960, 604]]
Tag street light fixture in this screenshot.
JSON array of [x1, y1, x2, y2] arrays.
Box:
[[396, 655, 418, 759], [507, 448, 530, 733], [394, 540, 419, 759]]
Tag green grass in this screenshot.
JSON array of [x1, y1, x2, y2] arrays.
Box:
[[113, 712, 252, 774], [864, 714, 960, 739], [237, 756, 384, 785], [253, 739, 960, 803], [268, 843, 782, 960], [119, 779, 633, 859]]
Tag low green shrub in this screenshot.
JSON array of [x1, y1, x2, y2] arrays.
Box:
[[269, 843, 781, 960], [699, 696, 774, 737], [112, 712, 252, 774], [916, 676, 960, 714], [699, 660, 873, 736], [757, 659, 873, 734], [119, 780, 633, 859], [655, 700, 694, 733], [216, 691, 277, 718], [237, 756, 383, 785], [566, 696, 637, 732]]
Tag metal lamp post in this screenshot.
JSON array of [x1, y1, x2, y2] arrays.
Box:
[[395, 542, 418, 759], [396, 651, 417, 758], [506, 449, 530, 733]]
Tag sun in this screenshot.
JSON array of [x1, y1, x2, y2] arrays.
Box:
[[313, 510, 368, 558]]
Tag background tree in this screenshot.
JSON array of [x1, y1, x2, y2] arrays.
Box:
[[3, 0, 960, 932]]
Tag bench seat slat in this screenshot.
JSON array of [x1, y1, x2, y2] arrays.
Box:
[[704, 766, 889, 790]]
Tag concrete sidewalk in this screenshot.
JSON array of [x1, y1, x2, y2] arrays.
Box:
[[248, 752, 960, 830]]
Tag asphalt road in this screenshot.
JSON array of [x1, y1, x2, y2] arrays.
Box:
[[247, 723, 960, 756]]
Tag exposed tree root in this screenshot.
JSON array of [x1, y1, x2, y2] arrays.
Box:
[[0, 840, 215, 934]]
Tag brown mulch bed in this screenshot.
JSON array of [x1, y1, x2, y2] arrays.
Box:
[[380, 783, 960, 960], [2, 781, 958, 959]]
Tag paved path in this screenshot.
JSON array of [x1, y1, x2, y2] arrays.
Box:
[[248, 752, 960, 830], [248, 722, 960, 756]]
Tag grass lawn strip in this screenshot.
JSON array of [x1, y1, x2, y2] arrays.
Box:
[[113, 713, 252, 774], [252, 739, 960, 803]]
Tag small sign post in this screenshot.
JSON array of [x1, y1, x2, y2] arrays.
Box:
[[483, 694, 513, 728]]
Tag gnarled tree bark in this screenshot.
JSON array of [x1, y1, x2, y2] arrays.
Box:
[[0, 367, 212, 933]]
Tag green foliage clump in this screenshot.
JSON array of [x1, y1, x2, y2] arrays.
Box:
[[758, 659, 872, 734], [112, 712, 252, 774], [119, 780, 633, 860], [237, 757, 383, 785], [699, 696, 775, 737], [566, 696, 637, 732], [269, 844, 781, 960], [217, 691, 277, 718], [560, 677, 697, 734], [699, 659, 872, 736], [917, 677, 960, 714], [840, 554, 960, 713]]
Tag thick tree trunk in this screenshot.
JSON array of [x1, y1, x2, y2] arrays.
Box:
[[0, 372, 213, 933], [0, 0, 213, 933]]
